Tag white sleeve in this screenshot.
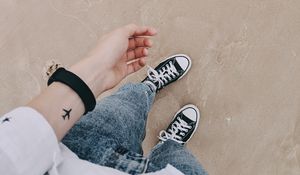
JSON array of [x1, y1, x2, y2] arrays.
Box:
[[0, 107, 59, 175]]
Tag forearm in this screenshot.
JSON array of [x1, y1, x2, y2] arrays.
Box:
[[27, 60, 106, 141], [26, 24, 156, 141]]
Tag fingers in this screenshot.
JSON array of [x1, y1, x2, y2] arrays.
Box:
[[125, 24, 157, 37], [122, 24, 155, 75], [128, 37, 153, 50], [126, 47, 148, 61], [127, 57, 147, 75]]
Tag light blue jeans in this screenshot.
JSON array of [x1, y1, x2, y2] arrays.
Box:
[[62, 83, 207, 175]]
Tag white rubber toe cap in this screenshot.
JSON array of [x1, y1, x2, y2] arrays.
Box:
[[182, 108, 197, 121], [175, 55, 191, 71]]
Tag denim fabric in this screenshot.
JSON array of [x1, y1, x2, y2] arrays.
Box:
[[146, 140, 207, 175], [62, 83, 207, 175]]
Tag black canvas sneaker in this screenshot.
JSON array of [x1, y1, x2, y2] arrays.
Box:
[[142, 54, 192, 92], [158, 104, 200, 145]]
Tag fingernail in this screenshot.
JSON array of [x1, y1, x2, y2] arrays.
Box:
[[143, 48, 149, 55]]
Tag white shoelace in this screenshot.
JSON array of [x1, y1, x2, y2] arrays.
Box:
[[146, 61, 180, 89], [158, 117, 192, 144]]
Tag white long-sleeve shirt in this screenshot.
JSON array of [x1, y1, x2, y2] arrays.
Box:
[[0, 107, 183, 175]]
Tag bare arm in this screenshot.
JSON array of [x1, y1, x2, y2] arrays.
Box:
[[27, 24, 157, 140]]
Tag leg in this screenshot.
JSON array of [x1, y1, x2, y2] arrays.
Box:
[[62, 83, 155, 164], [146, 104, 207, 174], [146, 140, 208, 175], [62, 54, 195, 174]]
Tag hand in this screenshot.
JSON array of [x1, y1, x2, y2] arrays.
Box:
[[70, 24, 157, 96], [28, 24, 157, 141]]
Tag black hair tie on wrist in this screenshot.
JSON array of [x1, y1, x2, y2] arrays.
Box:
[[47, 68, 96, 115]]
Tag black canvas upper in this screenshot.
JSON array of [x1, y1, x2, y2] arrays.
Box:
[[165, 107, 198, 144], [142, 55, 190, 92]]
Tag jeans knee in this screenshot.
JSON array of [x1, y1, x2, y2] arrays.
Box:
[[117, 83, 155, 112]]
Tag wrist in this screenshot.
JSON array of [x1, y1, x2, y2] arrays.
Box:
[[69, 58, 108, 97]]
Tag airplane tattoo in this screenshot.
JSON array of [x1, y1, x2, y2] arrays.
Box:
[[2, 117, 11, 123], [62, 108, 72, 120]]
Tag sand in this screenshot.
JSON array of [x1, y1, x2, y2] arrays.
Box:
[[1, 0, 300, 174]]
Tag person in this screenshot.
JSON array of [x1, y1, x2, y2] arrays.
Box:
[[0, 24, 207, 175]]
